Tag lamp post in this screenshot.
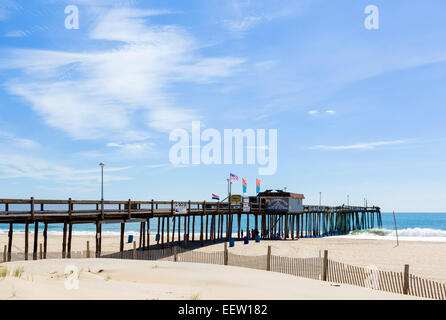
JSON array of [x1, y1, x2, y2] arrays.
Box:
[[319, 192, 321, 207], [99, 162, 105, 200], [227, 178, 232, 203], [347, 194, 350, 206]]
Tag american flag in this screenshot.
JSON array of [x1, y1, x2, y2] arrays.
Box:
[[230, 173, 238, 180]]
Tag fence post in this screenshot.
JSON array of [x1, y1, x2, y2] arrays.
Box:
[[39, 243, 43, 260], [267, 246, 271, 271], [403, 264, 410, 295], [322, 250, 328, 281], [174, 246, 178, 262], [133, 241, 137, 260], [224, 242, 228, 265], [86, 241, 90, 258], [3, 245, 6, 262]]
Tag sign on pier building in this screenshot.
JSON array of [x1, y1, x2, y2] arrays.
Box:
[[256, 190, 305, 213]]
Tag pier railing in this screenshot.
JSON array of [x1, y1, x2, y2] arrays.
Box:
[[0, 198, 380, 221]]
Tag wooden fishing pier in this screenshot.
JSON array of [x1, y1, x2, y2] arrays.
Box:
[[0, 197, 381, 262]]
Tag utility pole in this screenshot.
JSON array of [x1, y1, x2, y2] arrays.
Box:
[[99, 162, 105, 200], [393, 210, 399, 247], [227, 177, 232, 203]]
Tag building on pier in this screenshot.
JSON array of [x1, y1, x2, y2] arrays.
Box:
[[256, 190, 305, 213]]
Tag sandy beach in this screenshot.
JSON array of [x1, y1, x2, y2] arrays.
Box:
[[0, 258, 416, 300], [2, 232, 446, 283]]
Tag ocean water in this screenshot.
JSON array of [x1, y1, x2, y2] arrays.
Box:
[[1, 211, 446, 242], [338, 212, 446, 242]]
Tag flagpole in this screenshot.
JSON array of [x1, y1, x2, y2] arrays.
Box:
[[229, 176, 232, 203], [227, 178, 229, 203], [227, 176, 231, 204]]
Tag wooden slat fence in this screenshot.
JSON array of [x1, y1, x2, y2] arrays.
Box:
[[178, 250, 224, 265], [408, 274, 446, 300], [271, 256, 322, 280], [326, 258, 446, 300], [228, 253, 267, 271]]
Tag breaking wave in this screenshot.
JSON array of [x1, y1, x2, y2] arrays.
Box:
[[343, 228, 446, 242]]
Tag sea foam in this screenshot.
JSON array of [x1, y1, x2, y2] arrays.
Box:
[[342, 227, 446, 242]]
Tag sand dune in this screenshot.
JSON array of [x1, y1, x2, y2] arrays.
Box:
[[0, 259, 415, 300]]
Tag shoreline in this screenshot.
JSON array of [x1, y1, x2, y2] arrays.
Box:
[[2, 226, 446, 242], [2, 230, 446, 241], [2, 233, 446, 282]]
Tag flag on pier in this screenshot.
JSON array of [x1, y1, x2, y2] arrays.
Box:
[[242, 178, 247, 193], [212, 194, 220, 200], [230, 173, 238, 180], [256, 178, 261, 194]]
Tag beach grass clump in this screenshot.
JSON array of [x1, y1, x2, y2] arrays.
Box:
[[0, 267, 7, 279], [152, 264, 159, 269], [12, 266, 24, 278], [190, 293, 200, 300]]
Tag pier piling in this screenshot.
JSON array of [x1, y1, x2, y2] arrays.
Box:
[[25, 221, 29, 260], [120, 222, 125, 256], [7, 223, 12, 262], [62, 221, 67, 258], [67, 222, 72, 259], [43, 222, 48, 259]]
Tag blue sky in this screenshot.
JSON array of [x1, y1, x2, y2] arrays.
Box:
[[0, 0, 445, 212]]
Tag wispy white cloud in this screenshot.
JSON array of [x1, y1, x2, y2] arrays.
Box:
[[0, 154, 132, 182], [5, 30, 26, 37], [145, 163, 171, 168], [65, 0, 139, 6], [0, 131, 40, 149], [310, 140, 411, 151], [107, 140, 155, 157], [4, 25, 49, 38], [1, 7, 244, 142], [220, 0, 310, 37], [0, 131, 131, 182], [0, 0, 22, 21], [222, 15, 268, 35], [307, 109, 336, 117], [253, 60, 277, 70]]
